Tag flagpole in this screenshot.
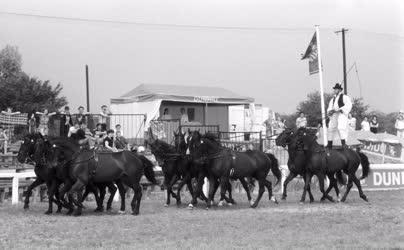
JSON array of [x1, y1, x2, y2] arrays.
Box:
[[315, 25, 328, 146]]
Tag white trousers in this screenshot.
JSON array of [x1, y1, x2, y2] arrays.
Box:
[[327, 113, 349, 141]]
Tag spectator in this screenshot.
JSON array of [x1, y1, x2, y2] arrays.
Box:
[[104, 129, 118, 152], [273, 116, 286, 135], [36, 109, 57, 136], [115, 131, 129, 150], [161, 108, 172, 120], [60, 106, 73, 137], [93, 123, 107, 145], [76, 106, 88, 125], [395, 110, 404, 138], [28, 112, 36, 134], [1, 107, 21, 139], [348, 113, 357, 131], [115, 124, 123, 136], [296, 112, 307, 128], [0, 126, 8, 153], [370, 115, 379, 134], [68, 123, 80, 138], [180, 107, 189, 124], [100, 105, 112, 131], [361, 116, 370, 132], [263, 118, 273, 139]]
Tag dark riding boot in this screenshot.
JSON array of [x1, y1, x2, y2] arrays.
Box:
[[341, 139, 348, 149], [326, 141, 332, 156]]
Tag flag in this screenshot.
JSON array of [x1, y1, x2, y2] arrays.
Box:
[[301, 32, 319, 75]]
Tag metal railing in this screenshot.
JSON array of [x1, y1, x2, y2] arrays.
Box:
[[218, 131, 263, 151]]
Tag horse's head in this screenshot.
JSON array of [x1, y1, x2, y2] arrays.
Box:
[[174, 131, 187, 154], [275, 128, 295, 147], [187, 130, 202, 155], [17, 133, 42, 164]]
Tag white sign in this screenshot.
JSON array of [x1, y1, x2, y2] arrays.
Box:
[[194, 96, 219, 103]]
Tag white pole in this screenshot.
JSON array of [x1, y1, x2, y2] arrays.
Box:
[[315, 26, 328, 146]]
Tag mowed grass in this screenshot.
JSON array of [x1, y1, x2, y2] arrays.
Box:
[[0, 188, 403, 249]]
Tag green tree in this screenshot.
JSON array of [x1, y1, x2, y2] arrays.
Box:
[[0, 45, 67, 113], [0, 45, 22, 79], [284, 91, 370, 129]]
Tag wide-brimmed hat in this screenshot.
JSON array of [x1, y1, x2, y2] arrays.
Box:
[[332, 83, 343, 90]]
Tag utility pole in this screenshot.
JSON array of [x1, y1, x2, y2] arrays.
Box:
[[335, 28, 348, 94], [85, 65, 90, 112]]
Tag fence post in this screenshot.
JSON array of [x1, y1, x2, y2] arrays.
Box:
[[12, 175, 19, 205], [259, 131, 263, 151]]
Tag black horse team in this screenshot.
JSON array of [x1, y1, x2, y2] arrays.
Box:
[[16, 125, 371, 216]]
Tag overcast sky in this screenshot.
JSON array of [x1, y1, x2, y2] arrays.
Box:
[[1, 0, 403, 114]]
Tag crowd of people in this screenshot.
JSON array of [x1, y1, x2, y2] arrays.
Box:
[[0, 105, 137, 153]]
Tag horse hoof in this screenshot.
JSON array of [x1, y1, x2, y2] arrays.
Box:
[[66, 210, 74, 215], [299, 201, 304, 205], [271, 196, 278, 204], [132, 211, 139, 216], [228, 202, 233, 207], [73, 211, 82, 217], [106, 207, 112, 211], [218, 200, 225, 207], [249, 200, 255, 206], [164, 204, 169, 207], [281, 196, 286, 200], [188, 204, 194, 210], [44, 211, 52, 215], [176, 201, 182, 206], [250, 203, 257, 208], [362, 196, 368, 202], [23, 205, 29, 210], [118, 210, 126, 215], [310, 199, 314, 203], [56, 210, 62, 214]]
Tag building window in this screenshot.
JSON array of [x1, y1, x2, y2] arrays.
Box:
[[187, 108, 195, 121]]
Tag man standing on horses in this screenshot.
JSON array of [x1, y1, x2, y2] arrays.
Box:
[[326, 83, 352, 151]]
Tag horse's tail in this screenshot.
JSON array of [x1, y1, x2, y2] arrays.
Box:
[[138, 155, 159, 185], [266, 153, 281, 185], [336, 170, 347, 185], [357, 149, 370, 180]]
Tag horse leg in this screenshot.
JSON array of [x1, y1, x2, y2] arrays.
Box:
[[207, 177, 217, 208], [321, 174, 337, 202], [281, 172, 296, 200], [218, 177, 229, 207], [24, 178, 44, 210], [176, 175, 190, 206], [93, 184, 105, 212], [55, 183, 63, 213], [69, 180, 86, 216], [239, 178, 252, 205], [115, 180, 126, 213], [81, 186, 91, 203], [106, 183, 117, 211], [306, 183, 315, 203], [250, 180, 265, 208], [264, 179, 278, 204], [45, 180, 58, 214], [300, 172, 312, 203], [340, 176, 353, 202], [352, 175, 368, 202], [131, 184, 142, 215], [318, 173, 334, 202]]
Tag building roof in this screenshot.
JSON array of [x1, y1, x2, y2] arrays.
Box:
[[110, 83, 254, 104]]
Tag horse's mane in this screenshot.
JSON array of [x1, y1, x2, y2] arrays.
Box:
[[150, 138, 176, 154], [48, 137, 80, 153]]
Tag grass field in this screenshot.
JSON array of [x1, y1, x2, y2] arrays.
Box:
[[0, 188, 403, 249]]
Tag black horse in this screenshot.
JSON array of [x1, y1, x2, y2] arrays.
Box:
[[188, 131, 281, 208], [58, 144, 157, 215], [17, 133, 63, 214], [276, 128, 346, 202], [299, 128, 370, 203]]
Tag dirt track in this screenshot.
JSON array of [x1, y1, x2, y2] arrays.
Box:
[[0, 189, 403, 249]]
